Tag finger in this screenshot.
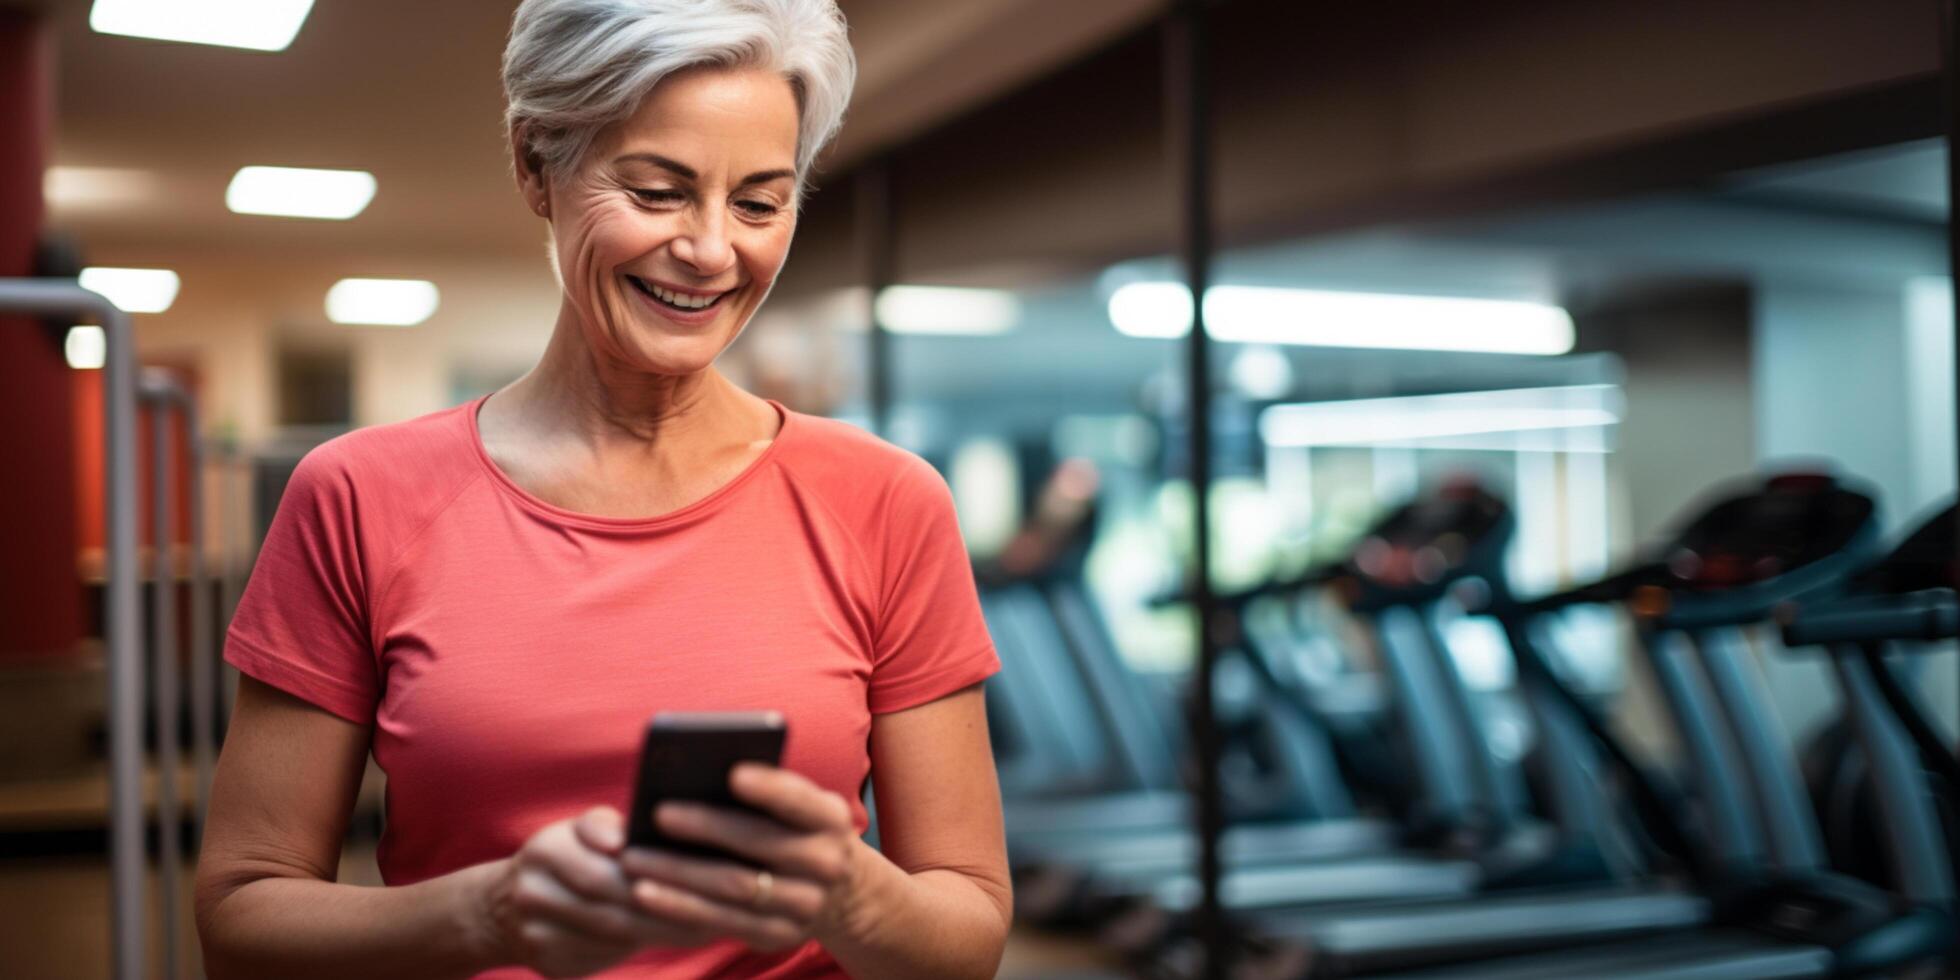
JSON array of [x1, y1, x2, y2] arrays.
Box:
[[631, 877, 808, 953], [618, 846, 827, 923], [729, 764, 854, 832], [573, 806, 627, 856], [656, 803, 851, 882], [517, 867, 716, 949], [530, 826, 636, 906], [514, 868, 641, 943]]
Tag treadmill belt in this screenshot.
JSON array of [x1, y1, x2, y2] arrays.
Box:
[[1148, 856, 1481, 911], [1383, 928, 1828, 980], [1012, 818, 1398, 870], [1266, 886, 1709, 975]]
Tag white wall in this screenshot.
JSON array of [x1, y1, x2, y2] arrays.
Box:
[[1751, 276, 1959, 741], [1753, 280, 1918, 521]]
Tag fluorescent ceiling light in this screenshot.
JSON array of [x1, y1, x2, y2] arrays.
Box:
[[1260, 384, 1622, 449], [79, 267, 180, 313], [326, 278, 439, 326], [90, 0, 316, 52], [65, 326, 106, 370], [226, 166, 376, 220], [44, 166, 158, 209], [874, 286, 1020, 335], [1108, 282, 1575, 355]]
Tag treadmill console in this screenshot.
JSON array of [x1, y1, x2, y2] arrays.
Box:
[[1349, 478, 1511, 594], [1658, 473, 1876, 593]]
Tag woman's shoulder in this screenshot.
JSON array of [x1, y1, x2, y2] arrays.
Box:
[[286, 401, 483, 505], [778, 410, 948, 502]]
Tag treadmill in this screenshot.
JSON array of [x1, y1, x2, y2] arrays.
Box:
[[1136, 481, 1730, 976], [987, 466, 1428, 925], [1077, 483, 1634, 954], [1333, 474, 1953, 979], [995, 493, 1473, 921], [1001, 477, 1583, 930]]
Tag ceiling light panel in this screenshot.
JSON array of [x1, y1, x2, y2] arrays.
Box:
[[874, 286, 1021, 335], [79, 267, 180, 314], [326, 279, 440, 326], [226, 166, 376, 220], [44, 167, 158, 209], [1108, 281, 1575, 355], [90, 0, 316, 52]]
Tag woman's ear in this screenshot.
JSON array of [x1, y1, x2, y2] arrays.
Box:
[[511, 126, 550, 219]]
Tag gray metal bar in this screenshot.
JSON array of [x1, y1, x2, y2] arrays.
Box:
[[1375, 605, 1481, 830], [1641, 628, 1765, 868], [1690, 630, 1825, 873], [1832, 644, 1955, 908], [215, 444, 245, 729], [1507, 617, 1619, 863], [140, 372, 187, 980], [0, 279, 145, 980], [183, 402, 214, 847], [1418, 606, 1529, 826]]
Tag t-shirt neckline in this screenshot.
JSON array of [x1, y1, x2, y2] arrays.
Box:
[[464, 393, 793, 532]]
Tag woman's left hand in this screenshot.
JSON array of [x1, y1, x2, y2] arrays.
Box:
[[614, 763, 866, 953]]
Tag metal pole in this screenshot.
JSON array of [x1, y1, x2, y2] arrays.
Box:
[[183, 402, 214, 845], [0, 280, 145, 980], [141, 373, 185, 980], [1165, 3, 1227, 976], [1942, 0, 1960, 716], [857, 160, 895, 435], [216, 444, 245, 729]]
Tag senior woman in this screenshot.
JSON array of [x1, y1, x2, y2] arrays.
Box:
[[193, 1, 1010, 977]]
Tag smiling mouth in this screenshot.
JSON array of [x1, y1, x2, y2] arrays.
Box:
[[626, 275, 731, 313]]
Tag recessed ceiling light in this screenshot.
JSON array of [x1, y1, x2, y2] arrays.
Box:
[[66, 326, 107, 370], [326, 279, 439, 326], [89, 0, 316, 52], [79, 267, 180, 314], [1108, 282, 1575, 355], [226, 166, 376, 220]]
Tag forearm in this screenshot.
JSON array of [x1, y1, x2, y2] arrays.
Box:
[[199, 859, 508, 980], [818, 843, 1011, 980]]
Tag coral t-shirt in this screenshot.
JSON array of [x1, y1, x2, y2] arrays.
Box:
[[224, 397, 1000, 978]]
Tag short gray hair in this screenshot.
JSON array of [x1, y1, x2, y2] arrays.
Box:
[[503, 0, 856, 193]]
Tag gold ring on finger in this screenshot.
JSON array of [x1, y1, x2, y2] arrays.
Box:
[[752, 869, 773, 910]]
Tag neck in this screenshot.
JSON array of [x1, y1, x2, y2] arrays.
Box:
[[502, 299, 754, 451]]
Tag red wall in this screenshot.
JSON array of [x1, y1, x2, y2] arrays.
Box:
[[0, 11, 84, 661]]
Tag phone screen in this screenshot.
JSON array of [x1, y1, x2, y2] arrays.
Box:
[[625, 711, 788, 861]]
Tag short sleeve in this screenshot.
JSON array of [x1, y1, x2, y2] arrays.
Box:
[[225, 447, 379, 724], [867, 457, 1001, 714]]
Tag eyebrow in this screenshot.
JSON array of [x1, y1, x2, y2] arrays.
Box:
[[614, 153, 796, 188]]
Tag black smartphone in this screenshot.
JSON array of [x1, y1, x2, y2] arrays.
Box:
[[625, 711, 788, 862]]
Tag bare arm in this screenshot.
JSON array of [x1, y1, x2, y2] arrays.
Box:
[[825, 683, 1013, 977], [194, 676, 505, 979]]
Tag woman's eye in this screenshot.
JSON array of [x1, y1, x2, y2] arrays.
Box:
[[631, 188, 682, 204], [735, 200, 780, 217]]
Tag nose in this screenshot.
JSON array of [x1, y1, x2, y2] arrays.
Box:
[[669, 204, 736, 277]]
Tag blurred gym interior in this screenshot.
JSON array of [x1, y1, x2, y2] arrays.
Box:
[[2, 1, 1959, 977]]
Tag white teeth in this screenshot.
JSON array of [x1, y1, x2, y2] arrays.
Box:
[[643, 280, 720, 310]]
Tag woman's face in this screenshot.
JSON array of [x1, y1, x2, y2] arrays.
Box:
[[525, 66, 801, 377]]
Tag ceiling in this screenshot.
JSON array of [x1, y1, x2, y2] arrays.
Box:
[[39, 0, 1159, 265], [1722, 137, 1947, 223]]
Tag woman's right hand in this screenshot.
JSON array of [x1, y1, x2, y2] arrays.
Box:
[[478, 806, 713, 977]]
